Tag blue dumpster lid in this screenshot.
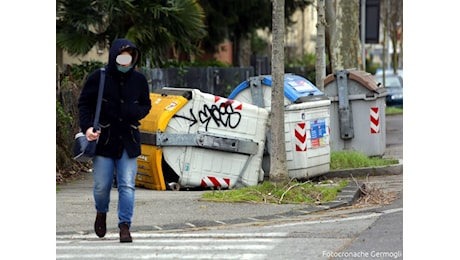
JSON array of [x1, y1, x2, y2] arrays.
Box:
[[229, 74, 323, 102], [229, 80, 249, 99]]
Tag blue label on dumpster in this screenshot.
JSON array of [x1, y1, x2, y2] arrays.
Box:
[[310, 119, 327, 148], [287, 78, 318, 93], [262, 75, 323, 101], [228, 74, 323, 102]]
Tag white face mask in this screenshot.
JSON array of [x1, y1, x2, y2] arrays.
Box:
[[116, 54, 132, 65]]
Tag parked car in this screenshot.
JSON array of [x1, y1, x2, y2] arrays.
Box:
[[375, 73, 403, 108]]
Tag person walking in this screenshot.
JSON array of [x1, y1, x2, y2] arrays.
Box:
[[77, 38, 152, 243]]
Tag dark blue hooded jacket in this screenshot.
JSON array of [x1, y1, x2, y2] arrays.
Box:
[[78, 38, 152, 159]]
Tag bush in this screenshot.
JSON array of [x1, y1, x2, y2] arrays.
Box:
[[56, 61, 103, 183]]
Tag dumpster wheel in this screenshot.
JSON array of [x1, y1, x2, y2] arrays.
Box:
[[168, 182, 181, 191]]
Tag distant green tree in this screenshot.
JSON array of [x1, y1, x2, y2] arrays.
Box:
[[56, 0, 207, 67]]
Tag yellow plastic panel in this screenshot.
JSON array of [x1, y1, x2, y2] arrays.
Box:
[[136, 145, 164, 190], [136, 93, 189, 190]]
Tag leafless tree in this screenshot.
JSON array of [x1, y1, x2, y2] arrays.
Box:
[[384, 0, 403, 72]]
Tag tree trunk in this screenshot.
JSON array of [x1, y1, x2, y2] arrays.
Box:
[[382, 0, 389, 75], [389, 0, 403, 72], [325, 0, 336, 73], [327, 0, 361, 72], [315, 0, 327, 91], [269, 0, 289, 184], [238, 35, 251, 67]]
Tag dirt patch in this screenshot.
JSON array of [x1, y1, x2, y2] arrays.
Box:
[[56, 164, 92, 185]]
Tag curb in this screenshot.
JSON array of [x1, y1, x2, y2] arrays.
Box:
[[325, 162, 403, 179]]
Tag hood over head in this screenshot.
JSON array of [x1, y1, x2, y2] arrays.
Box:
[[107, 38, 141, 74]]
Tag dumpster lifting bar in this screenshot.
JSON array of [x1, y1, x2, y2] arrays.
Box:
[[140, 131, 259, 155]]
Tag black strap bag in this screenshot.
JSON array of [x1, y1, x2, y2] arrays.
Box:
[[73, 68, 105, 162]]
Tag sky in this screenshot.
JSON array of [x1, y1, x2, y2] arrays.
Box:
[[1, 0, 458, 258]]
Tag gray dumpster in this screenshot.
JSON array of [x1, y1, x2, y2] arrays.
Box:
[[228, 74, 331, 179], [323, 69, 387, 157]]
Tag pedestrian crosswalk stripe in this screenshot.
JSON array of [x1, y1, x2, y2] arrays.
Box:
[[56, 232, 287, 240], [56, 232, 287, 260]]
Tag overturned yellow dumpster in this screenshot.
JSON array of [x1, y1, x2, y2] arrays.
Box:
[[135, 88, 269, 190]]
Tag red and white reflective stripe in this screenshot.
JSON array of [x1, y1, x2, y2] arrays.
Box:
[[201, 176, 230, 188], [214, 96, 243, 110], [370, 107, 380, 134], [295, 123, 307, 151]]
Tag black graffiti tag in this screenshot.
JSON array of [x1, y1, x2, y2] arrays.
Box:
[[173, 108, 198, 126], [198, 103, 241, 131]]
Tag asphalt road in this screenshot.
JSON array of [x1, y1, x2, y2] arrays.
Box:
[[383, 113, 403, 160]]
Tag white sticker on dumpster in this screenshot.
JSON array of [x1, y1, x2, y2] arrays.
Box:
[[165, 101, 178, 111], [310, 119, 328, 148], [288, 80, 316, 93]]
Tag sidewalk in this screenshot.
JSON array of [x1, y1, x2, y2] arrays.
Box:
[[56, 144, 403, 236]]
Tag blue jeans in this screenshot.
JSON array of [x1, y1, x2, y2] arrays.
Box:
[[93, 149, 137, 227]]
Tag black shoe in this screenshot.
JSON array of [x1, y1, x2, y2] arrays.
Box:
[[94, 212, 107, 238], [119, 222, 132, 243]]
